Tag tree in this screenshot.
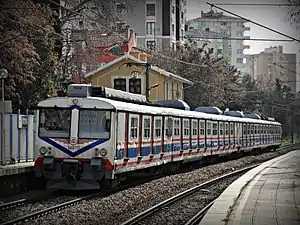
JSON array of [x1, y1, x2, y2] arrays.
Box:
[[288, 0, 300, 29], [149, 44, 242, 109], [0, 0, 59, 111]]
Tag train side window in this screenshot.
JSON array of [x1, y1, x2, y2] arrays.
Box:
[[174, 119, 180, 136], [247, 124, 250, 134], [251, 124, 254, 135], [154, 118, 162, 138], [225, 123, 229, 135], [143, 118, 151, 138], [254, 125, 257, 134], [192, 120, 198, 136], [207, 121, 211, 135], [219, 122, 224, 136], [212, 122, 218, 135], [183, 119, 189, 136], [243, 124, 246, 135], [200, 121, 205, 135], [130, 116, 138, 139], [230, 123, 234, 135]]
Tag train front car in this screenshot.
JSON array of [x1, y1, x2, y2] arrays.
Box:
[[34, 85, 115, 190]]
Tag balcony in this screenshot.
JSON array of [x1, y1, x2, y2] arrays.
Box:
[[243, 45, 250, 49]]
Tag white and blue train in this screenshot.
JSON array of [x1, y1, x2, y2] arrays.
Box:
[[34, 84, 282, 190]]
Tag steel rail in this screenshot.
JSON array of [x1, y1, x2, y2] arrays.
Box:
[[0, 199, 28, 211], [1, 192, 101, 225], [184, 201, 215, 225], [121, 164, 259, 225]]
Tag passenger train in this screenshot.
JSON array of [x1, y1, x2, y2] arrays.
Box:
[[34, 84, 282, 190]]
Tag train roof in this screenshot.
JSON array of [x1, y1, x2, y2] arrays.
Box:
[[38, 96, 281, 125]]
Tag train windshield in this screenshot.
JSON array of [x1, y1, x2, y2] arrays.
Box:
[[78, 109, 111, 139], [39, 108, 71, 138]]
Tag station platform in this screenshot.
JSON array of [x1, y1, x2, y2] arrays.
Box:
[[0, 162, 34, 177], [199, 150, 300, 225]]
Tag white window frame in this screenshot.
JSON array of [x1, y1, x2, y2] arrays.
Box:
[[143, 117, 151, 139], [130, 116, 139, 139]]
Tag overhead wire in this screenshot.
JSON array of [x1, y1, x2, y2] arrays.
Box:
[[206, 1, 300, 43]]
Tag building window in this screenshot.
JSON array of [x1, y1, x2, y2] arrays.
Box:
[[114, 78, 126, 91], [221, 22, 227, 26], [79, 20, 83, 27], [172, 5, 175, 14], [181, 29, 184, 40], [237, 49, 243, 54], [129, 78, 141, 94], [236, 31, 243, 36], [181, 11, 184, 20], [146, 40, 156, 50], [236, 58, 243, 64], [146, 3, 155, 16], [146, 22, 155, 35], [172, 24, 175, 35], [116, 3, 122, 13]]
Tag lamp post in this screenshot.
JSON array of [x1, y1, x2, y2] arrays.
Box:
[[0, 69, 8, 165]]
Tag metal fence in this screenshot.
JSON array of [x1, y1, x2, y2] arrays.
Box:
[[0, 112, 36, 165]]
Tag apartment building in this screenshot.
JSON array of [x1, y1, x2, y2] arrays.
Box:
[[116, 0, 187, 51], [186, 10, 250, 72], [185, 29, 229, 58], [245, 46, 297, 94]]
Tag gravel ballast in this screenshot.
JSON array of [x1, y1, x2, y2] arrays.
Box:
[[8, 149, 293, 225]]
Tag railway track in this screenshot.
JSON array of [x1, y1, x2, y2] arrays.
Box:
[[121, 164, 260, 225], [1, 144, 298, 225], [0, 192, 101, 225]]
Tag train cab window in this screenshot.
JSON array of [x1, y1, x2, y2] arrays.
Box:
[[183, 119, 189, 136], [154, 118, 162, 138], [192, 120, 198, 136], [174, 119, 180, 136], [200, 121, 205, 135], [219, 122, 224, 136], [130, 117, 138, 139], [207, 121, 212, 135], [143, 118, 151, 138], [212, 122, 218, 135]]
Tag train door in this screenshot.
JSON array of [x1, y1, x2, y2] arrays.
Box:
[[164, 116, 173, 163]]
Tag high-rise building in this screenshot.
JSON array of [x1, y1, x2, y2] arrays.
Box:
[[186, 10, 250, 72], [245, 46, 297, 94], [116, 0, 187, 51]]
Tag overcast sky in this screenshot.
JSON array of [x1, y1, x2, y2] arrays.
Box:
[[186, 0, 300, 55]]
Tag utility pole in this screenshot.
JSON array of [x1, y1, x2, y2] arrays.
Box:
[[122, 62, 151, 101], [0, 69, 8, 165]]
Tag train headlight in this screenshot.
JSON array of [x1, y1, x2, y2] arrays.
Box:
[[39, 147, 47, 155], [99, 148, 107, 157]]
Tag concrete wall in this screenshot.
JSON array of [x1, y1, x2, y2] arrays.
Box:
[[0, 113, 36, 165]]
